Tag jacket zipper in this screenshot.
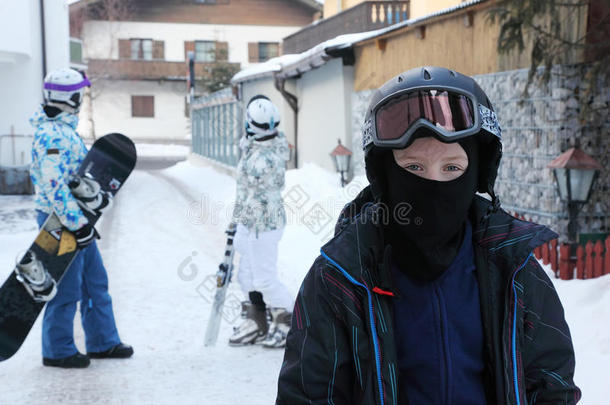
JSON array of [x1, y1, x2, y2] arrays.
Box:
[[434, 286, 449, 405], [509, 252, 533, 405], [321, 249, 385, 405]]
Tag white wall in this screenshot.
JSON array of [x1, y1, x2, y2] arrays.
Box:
[[296, 58, 354, 173], [82, 20, 302, 67], [83, 79, 190, 142], [238, 60, 354, 172], [0, 0, 69, 144]]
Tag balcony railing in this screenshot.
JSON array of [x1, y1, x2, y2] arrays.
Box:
[[283, 1, 410, 54], [87, 59, 240, 81]]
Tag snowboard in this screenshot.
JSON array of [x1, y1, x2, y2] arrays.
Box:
[[204, 222, 237, 347], [0, 133, 136, 361]]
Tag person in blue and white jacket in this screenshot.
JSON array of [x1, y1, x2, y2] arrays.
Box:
[[29, 68, 133, 368]]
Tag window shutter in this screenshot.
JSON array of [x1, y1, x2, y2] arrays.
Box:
[[248, 42, 259, 63], [215, 41, 228, 62], [153, 40, 165, 60], [144, 96, 154, 117], [119, 39, 131, 59], [184, 41, 195, 60], [131, 96, 140, 117], [132, 96, 155, 118]]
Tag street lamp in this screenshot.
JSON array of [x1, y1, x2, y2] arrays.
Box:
[[330, 139, 352, 187], [547, 146, 603, 244]]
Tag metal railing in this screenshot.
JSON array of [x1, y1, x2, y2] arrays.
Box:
[[283, 1, 410, 54], [191, 89, 242, 167], [0, 134, 34, 194], [0, 134, 32, 166]]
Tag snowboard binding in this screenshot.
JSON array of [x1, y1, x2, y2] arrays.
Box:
[[14, 251, 58, 303], [216, 224, 237, 287], [69, 174, 113, 217]]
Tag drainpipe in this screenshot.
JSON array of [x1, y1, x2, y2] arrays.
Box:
[[39, 0, 47, 79], [274, 76, 299, 168]]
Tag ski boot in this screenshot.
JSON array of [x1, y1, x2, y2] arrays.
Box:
[[14, 251, 57, 302], [262, 308, 292, 349], [69, 174, 113, 217], [228, 301, 269, 346]]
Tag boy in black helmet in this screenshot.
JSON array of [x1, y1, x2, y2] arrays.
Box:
[[276, 67, 580, 404]]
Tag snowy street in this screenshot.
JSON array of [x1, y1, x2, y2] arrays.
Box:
[[1, 158, 609, 404], [0, 158, 359, 404]]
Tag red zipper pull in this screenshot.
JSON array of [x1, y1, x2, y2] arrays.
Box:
[[372, 286, 395, 297]]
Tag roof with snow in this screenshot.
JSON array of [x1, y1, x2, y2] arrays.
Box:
[[231, 0, 487, 84], [69, 0, 321, 11], [231, 29, 385, 83]]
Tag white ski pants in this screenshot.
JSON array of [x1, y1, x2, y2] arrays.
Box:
[[234, 224, 294, 310]]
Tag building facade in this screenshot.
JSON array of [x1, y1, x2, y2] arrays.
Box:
[[0, 0, 70, 166], [231, 0, 608, 240], [70, 0, 320, 143]]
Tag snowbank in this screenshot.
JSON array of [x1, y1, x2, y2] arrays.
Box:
[[541, 264, 610, 402]]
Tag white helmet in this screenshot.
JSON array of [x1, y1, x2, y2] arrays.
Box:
[[43, 68, 91, 114], [245, 95, 280, 139]]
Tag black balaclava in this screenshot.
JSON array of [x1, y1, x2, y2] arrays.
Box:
[[382, 134, 479, 281], [43, 105, 62, 118]]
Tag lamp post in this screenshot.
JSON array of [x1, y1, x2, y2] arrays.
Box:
[[187, 51, 195, 105], [330, 139, 352, 187], [547, 146, 603, 248]]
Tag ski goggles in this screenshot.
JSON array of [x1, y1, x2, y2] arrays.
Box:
[[363, 87, 501, 150]]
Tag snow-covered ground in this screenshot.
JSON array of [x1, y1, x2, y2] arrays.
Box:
[[0, 159, 608, 404], [134, 143, 190, 159]]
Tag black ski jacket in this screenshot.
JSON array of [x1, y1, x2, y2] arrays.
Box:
[[277, 188, 581, 405]]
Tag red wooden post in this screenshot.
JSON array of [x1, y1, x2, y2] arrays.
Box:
[[585, 241, 594, 279], [593, 240, 603, 278], [534, 245, 542, 260], [604, 236, 610, 274], [559, 243, 571, 280], [550, 239, 558, 274], [542, 242, 550, 265], [576, 245, 585, 279]]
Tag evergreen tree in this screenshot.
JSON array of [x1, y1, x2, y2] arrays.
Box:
[[488, 0, 609, 118]]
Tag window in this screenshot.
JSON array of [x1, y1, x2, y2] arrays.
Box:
[[119, 39, 164, 60], [195, 41, 216, 62], [70, 38, 83, 65], [255, 42, 279, 63], [131, 96, 154, 118], [130, 39, 153, 60]]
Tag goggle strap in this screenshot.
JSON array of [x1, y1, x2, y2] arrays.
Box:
[[479, 104, 502, 138]]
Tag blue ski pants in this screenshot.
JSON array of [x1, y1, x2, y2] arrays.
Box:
[[37, 211, 121, 359]]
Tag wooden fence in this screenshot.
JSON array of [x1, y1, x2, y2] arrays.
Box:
[[509, 212, 610, 280]]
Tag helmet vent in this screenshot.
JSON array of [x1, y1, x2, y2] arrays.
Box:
[[397, 76, 403, 83], [423, 69, 431, 80], [449, 70, 457, 77]]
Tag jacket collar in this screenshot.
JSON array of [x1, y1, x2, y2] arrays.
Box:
[[29, 105, 79, 130], [321, 186, 557, 287]]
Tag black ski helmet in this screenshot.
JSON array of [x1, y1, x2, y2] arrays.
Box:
[[362, 66, 503, 208]]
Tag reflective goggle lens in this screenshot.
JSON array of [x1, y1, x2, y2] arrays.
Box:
[[375, 90, 475, 141]]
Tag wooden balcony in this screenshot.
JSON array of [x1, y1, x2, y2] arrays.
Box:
[[87, 59, 240, 81], [283, 1, 410, 54]]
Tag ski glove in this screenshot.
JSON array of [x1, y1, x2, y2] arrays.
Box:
[[73, 223, 100, 248]]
